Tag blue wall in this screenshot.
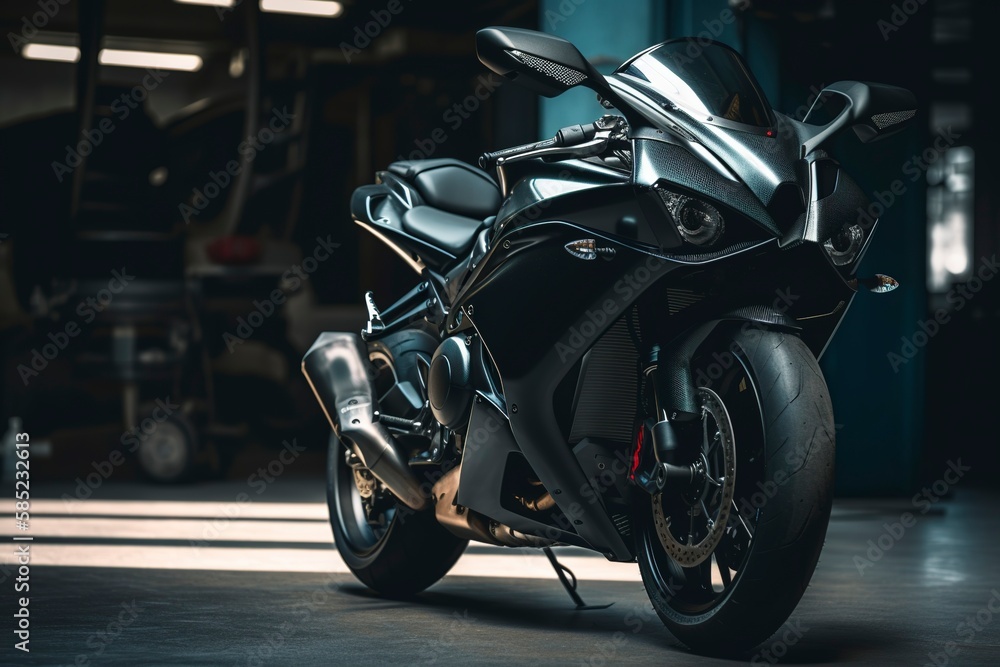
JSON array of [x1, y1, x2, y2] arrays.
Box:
[[538, 0, 665, 137]]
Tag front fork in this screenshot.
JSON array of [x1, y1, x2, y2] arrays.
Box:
[[633, 351, 704, 495]]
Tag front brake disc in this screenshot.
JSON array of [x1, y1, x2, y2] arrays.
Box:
[[652, 387, 736, 568]]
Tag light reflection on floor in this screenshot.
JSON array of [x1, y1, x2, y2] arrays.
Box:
[[1, 498, 644, 582]]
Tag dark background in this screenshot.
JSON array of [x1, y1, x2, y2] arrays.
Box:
[[0, 0, 995, 495]]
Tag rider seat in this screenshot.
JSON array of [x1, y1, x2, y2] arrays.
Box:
[[387, 159, 501, 256]]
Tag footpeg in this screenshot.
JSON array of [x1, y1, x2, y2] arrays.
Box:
[[362, 291, 386, 340]]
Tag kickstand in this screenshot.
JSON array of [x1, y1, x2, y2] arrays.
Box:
[[542, 547, 614, 610]]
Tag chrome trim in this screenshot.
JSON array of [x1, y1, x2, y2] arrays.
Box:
[[354, 218, 425, 274], [796, 300, 846, 321]]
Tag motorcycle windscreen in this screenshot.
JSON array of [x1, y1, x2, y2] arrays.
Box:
[[616, 40, 775, 131]]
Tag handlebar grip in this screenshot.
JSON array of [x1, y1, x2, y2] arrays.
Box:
[[479, 136, 560, 169], [478, 120, 602, 170]]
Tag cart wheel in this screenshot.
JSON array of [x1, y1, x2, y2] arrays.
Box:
[[135, 408, 197, 483]]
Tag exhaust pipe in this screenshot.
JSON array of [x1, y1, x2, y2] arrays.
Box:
[[302, 332, 428, 511]]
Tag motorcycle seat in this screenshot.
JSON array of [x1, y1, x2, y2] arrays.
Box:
[[401, 205, 489, 257], [387, 158, 501, 220]]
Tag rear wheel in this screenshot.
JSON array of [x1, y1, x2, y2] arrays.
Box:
[[636, 327, 835, 654], [327, 440, 467, 596], [326, 334, 466, 597]]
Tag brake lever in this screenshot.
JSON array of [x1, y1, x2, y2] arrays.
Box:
[[493, 132, 612, 194]]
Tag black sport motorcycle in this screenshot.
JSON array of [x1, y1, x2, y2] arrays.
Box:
[[303, 27, 914, 654]]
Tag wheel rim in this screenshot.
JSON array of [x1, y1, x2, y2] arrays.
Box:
[[651, 387, 736, 568], [641, 347, 766, 615], [333, 445, 396, 555], [331, 349, 400, 557], [138, 421, 188, 480]]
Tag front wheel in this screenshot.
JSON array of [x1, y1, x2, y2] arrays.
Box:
[[636, 327, 835, 655]]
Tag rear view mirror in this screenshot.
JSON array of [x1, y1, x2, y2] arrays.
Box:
[[476, 27, 608, 98], [801, 80, 917, 154]]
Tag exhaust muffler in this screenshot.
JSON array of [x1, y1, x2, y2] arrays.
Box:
[[302, 332, 428, 511]]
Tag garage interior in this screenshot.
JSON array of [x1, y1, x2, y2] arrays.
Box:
[[0, 0, 998, 664]]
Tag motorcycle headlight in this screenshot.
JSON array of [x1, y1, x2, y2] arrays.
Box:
[[657, 190, 725, 246], [824, 224, 864, 266]]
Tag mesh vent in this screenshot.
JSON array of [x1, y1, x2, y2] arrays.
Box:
[[568, 317, 638, 444], [508, 49, 587, 86], [871, 109, 916, 129], [665, 288, 704, 315]]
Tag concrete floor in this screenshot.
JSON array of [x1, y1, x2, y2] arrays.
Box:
[[2, 480, 999, 666]]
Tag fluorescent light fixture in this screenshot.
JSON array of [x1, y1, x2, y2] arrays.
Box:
[[174, 0, 235, 6], [21, 43, 80, 63], [260, 0, 344, 17], [21, 43, 202, 71], [99, 49, 203, 71]]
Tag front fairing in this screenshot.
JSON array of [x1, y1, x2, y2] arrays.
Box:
[[609, 39, 807, 221]]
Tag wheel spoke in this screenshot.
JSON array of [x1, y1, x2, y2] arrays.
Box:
[[696, 559, 713, 590], [731, 500, 755, 538], [717, 556, 732, 587], [702, 413, 711, 454]]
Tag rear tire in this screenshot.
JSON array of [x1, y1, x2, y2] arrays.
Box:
[[636, 327, 835, 654], [327, 437, 467, 597], [326, 333, 466, 597]]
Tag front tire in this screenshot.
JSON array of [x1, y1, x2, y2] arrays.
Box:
[[636, 327, 835, 654]]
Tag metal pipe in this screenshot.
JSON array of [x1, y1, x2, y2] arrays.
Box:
[[302, 332, 428, 510]]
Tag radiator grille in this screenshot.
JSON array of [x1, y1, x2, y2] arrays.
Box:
[[568, 317, 638, 444]]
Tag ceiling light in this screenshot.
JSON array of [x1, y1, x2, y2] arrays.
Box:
[[175, 0, 235, 6], [98, 49, 203, 71], [21, 43, 80, 63], [260, 0, 344, 17]]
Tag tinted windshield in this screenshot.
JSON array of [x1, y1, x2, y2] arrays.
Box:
[[617, 40, 774, 129]]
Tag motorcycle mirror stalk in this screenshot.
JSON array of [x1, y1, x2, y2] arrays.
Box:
[[848, 274, 899, 293]]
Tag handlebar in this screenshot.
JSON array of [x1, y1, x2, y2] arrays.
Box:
[[478, 121, 601, 171]]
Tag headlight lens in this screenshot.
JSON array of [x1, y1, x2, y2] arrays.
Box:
[[824, 224, 864, 266], [657, 190, 725, 246]]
